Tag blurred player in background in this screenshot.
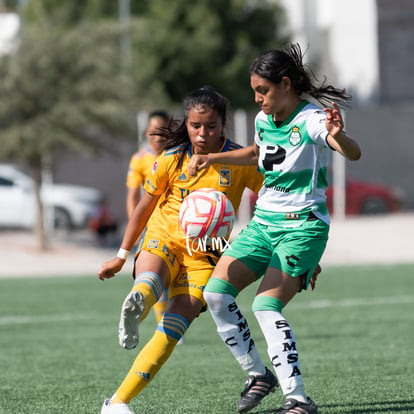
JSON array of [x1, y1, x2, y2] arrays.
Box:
[[126, 110, 170, 218], [99, 85, 264, 414], [88, 197, 119, 247], [189, 44, 361, 414]]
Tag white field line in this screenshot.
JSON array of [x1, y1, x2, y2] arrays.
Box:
[[290, 295, 414, 310], [1, 295, 413, 326], [0, 312, 97, 326]]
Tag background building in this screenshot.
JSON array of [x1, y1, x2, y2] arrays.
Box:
[[0, 0, 19, 55], [279, 0, 414, 106], [278, 0, 380, 105]]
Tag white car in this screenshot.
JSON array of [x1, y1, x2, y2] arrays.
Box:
[[0, 163, 103, 229]]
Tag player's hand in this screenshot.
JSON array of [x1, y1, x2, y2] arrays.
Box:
[[309, 263, 322, 291], [188, 154, 211, 177], [98, 258, 125, 281], [323, 102, 344, 138]]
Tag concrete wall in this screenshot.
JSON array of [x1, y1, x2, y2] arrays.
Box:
[[53, 138, 137, 225], [377, 0, 414, 103], [345, 106, 413, 207]]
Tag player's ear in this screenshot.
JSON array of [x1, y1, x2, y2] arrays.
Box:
[[281, 76, 292, 91]]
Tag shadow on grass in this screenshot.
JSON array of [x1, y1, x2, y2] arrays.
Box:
[[253, 399, 414, 413]]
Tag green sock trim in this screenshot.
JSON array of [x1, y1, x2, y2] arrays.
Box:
[[252, 296, 284, 313], [204, 277, 239, 298]]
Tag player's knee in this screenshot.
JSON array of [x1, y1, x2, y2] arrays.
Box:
[[205, 276, 239, 297], [252, 295, 284, 313], [204, 291, 222, 310], [204, 291, 239, 316]]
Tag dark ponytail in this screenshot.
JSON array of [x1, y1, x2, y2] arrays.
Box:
[[250, 43, 351, 107]]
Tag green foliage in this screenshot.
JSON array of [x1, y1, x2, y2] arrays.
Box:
[[133, 0, 288, 107], [21, 0, 149, 25], [0, 19, 134, 168], [0, 263, 413, 413], [19, 0, 288, 109], [0, 0, 288, 247], [0, 0, 288, 166], [0, 7, 138, 249]]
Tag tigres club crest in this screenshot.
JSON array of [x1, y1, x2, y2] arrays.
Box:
[[289, 126, 301, 146], [219, 169, 231, 186]]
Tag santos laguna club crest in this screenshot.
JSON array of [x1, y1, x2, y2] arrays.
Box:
[[289, 126, 302, 146]]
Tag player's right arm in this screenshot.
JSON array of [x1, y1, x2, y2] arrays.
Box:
[[125, 151, 146, 218], [188, 144, 258, 177], [126, 186, 141, 219], [98, 191, 160, 280]]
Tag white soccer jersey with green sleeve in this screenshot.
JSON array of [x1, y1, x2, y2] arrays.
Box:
[[253, 100, 332, 226]]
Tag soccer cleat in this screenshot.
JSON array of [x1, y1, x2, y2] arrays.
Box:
[[101, 398, 135, 414], [275, 397, 318, 414], [118, 291, 145, 350], [237, 367, 279, 413]]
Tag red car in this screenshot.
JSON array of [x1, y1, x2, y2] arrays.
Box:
[[326, 178, 404, 215]]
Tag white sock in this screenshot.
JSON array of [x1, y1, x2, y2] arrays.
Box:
[[255, 310, 307, 402], [204, 291, 266, 375]]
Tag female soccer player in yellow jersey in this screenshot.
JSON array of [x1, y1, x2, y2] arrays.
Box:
[[98, 85, 264, 414]]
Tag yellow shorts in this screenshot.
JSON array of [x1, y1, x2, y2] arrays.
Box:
[[140, 230, 221, 306]]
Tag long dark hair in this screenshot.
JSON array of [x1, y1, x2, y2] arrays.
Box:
[[158, 85, 229, 167], [250, 43, 351, 107]]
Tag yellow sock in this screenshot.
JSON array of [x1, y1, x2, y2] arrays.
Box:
[[152, 289, 169, 323], [113, 313, 189, 403], [131, 271, 164, 321]]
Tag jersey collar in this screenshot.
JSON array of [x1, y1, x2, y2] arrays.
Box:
[[268, 100, 309, 127]]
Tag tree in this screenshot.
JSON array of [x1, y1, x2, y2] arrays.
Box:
[[134, 0, 288, 108], [19, 0, 288, 108], [0, 18, 135, 249], [0, 0, 288, 249]]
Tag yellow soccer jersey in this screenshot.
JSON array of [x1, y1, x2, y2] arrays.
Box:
[[144, 138, 263, 251], [126, 146, 157, 189]]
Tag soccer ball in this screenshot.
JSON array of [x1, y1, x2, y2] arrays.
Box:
[[179, 188, 235, 241]]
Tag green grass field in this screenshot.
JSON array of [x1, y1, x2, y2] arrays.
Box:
[[0, 263, 413, 414]]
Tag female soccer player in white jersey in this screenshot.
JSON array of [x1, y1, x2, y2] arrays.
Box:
[[188, 44, 361, 414], [98, 86, 264, 414]]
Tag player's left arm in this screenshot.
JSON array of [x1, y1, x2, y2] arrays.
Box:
[[126, 186, 142, 219], [324, 102, 361, 161]]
